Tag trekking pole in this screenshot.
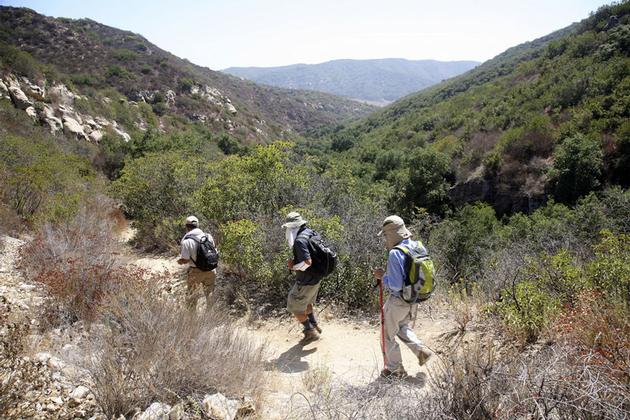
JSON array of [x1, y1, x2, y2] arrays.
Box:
[[378, 279, 387, 368]]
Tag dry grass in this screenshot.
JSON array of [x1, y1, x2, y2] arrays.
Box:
[[84, 281, 268, 418]]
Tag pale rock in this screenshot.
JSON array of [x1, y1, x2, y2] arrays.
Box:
[[19, 282, 36, 291], [225, 103, 237, 114], [89, 130, 104, 143], [83, 124, 93, 134], [102, 96, 112, 104], [48, 356, 66, 371], [190, 85, 200, 95], [63, 115, 88, 141], [137, 402, 171, 420], [8, 86, 33, 109], [0, 79, 8, 94], [25, 106, 38, 120], [35, 352, 52, 363], [165, 89, 176, 106], [168, 403, 184, 420], [39, 104, 63, 133], [45, 403, 59, 412], [50, 396, 64, 405], [95, 117, 110, 127], [70, 385, 90, 400], [202, 393, 239, 420]]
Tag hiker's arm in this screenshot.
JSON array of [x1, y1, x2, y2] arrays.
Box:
[[292, 259, 312, 271]]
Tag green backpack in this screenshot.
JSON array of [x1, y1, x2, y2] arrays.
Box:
[[395, 242, 435, 303]]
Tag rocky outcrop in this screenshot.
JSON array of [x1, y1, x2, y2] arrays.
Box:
[[1, 75, 131, 142], [8, 85, 33, 109]]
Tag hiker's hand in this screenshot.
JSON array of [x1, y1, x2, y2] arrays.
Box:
[[373, 267, 385, 280], [287, 259, 294, 270]]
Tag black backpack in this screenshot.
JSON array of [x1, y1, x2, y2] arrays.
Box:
[[298, 230, 337, 277], [184, 234, 219, 271]]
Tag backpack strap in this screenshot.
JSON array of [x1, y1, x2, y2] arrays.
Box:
[[182, 234, 208, 265]]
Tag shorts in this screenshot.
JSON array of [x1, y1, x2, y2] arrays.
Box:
[[287, 282, 321, 314]]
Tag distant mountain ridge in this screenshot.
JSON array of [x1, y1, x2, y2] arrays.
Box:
[[223, 58, 480, 105]]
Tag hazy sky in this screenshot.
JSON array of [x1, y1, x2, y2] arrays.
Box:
[[1, 0, 613, 70]]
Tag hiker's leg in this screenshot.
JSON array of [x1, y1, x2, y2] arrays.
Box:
[[201, 270, 216, 306], [288, 283, 310, 324], [397, 303, 424, 355], [186, 268, 202, 310], [384, 296, 407, 370]]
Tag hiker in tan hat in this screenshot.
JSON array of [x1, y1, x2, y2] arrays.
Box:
[[373, 215, 433, 379], [177, 215, 218, 310], [283, 211, 327, 344]]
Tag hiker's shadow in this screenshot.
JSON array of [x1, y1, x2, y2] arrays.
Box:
[[267, 342, 317, 373]]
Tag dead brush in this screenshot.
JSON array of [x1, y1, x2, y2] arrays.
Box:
[[18, 195, 126, 326], [84, 280, 268, 418]]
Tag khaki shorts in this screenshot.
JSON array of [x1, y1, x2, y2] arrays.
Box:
[[287, 282, 321, 314]]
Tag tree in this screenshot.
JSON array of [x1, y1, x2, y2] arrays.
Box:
[[400, 148, 452, 215], [552, 135, 603, 203]]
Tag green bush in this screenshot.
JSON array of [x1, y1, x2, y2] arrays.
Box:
[[551, 135, 603, 203]]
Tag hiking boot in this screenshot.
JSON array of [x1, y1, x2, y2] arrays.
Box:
[[300, 328, 320, 344], [418, 347, 432, 366], [380, 367, 408, 379]]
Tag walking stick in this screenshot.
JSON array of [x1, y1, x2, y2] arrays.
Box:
[[379, 280, 387, 367]]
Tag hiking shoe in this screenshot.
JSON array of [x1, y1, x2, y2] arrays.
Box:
[[380, 367, 408, 379], [418, 347, 432, 366], [300, 328, 320, 344]]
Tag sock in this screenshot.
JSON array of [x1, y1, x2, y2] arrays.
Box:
[[301, 319, 313, 330], [307, 312, 317, 325]]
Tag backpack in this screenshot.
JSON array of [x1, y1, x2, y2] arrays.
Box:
[[298, 230, 338, 277], [395, 242, 435, 303], [184, 234, 219, 271]]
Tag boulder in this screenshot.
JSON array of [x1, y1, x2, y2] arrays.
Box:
[[165, 90, 176, 106], [89, 130, 104, 143], [63, 115, 89, 141], [225, 103, 237, 114], [35, 352, 52, 363], [0, 79, 8, 97], [202, 393, 239, 420], [48, 356, 66, 371], [25, 106, 37, 120], [137, 402, 171, 420], [70, 386, 90, 400], [8, 86, 33, 109], [39, 104, 63, 133], [168, 403, 184, 420]]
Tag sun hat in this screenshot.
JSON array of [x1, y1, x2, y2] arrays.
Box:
[[281, 211, 307, 229], [377, 215, 411, 238]]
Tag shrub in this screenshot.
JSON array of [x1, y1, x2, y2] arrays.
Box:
[[86, 283, 267, 417], [18, 196, 126, 325], [551, 134, 603, 203]]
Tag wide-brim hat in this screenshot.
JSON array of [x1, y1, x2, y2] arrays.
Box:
[[378, 215, 411, 238], [281, 211, 307, 229]]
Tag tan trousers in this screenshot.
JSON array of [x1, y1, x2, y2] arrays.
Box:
[[383, 295, 424, 371], [186, 267, 216, 309]]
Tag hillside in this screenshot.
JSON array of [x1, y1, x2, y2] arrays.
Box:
[[223, 58, 479, 105], [317, 3, 630, 216], [0, 6, 376, 143]]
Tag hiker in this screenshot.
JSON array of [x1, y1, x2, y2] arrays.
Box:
[[283, 211, 326, 344], [177, 215, 217, 309], [373, 215, 432, 379]]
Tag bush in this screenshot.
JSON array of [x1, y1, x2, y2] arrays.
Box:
[[18, 196, 126, 325], [551, 134, 603, 203], [86, 282, 267, 417]]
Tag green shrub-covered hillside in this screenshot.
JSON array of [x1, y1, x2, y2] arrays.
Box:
[[314, 2, 630, 217]]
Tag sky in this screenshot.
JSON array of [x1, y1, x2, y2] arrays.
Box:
[[0, 0, 613, 70]]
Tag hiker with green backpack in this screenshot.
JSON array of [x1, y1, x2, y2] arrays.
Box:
[[373, 215, 434, 379], [283, 211, 337, 344]]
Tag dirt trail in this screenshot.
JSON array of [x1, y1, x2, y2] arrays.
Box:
[[2, 230, 458, 418]]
